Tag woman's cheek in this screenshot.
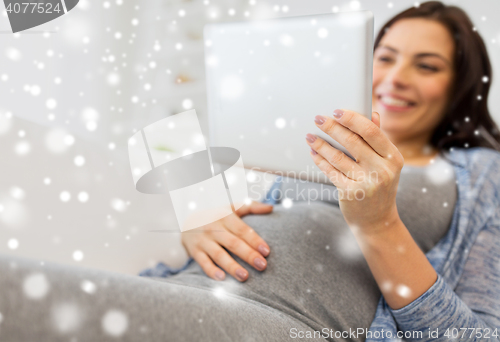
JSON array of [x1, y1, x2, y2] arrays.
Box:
[[412, 78, 450, 131], [419, 76, 452, 106], [371, 71, 383, 110], [372, 68, 384, 90]]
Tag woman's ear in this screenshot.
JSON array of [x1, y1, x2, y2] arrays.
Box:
[[371, 111, 381, 128]]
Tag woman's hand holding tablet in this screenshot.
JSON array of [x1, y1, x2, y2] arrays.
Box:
[[306, 109, 404, 235]]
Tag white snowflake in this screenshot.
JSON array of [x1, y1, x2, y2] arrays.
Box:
[[337, 230, 363, 259], [23, 273, 50, 299], [395, 284, 412, 298], [73, 250, 84, 261], [106, 72, 120, 86], [111, 198, 127, 212], [45, 98, 57, 110], [74, 155, 86, 167], [317, 28, 328, 39], [246, 171, 257, 183], [0, 111, 12, 135], [0, 199, 28, 227], [10, 186, 25, 200], [14, 141, 31, 155], [380, 280, 392, 292], [424, 158, 454, 185], [81, 280, 97, 294], [60, 191, 71, 202], [182, 98, 193, 110], [282, 198, 293, 208], [29, 85, 41, 96], [6, 47, 22, 61], [102, 310, 128, 337], [51, 302, 82, 333], [213, 287, 226, 299], [275, 117, 286, 129], [350, 0, 361, 10], [7, 238, 19, 250]]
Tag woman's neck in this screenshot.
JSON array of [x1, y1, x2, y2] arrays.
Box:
[[390, 134, 438, 167]]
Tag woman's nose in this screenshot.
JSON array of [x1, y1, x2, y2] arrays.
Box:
[[384, 63, 412, 89]]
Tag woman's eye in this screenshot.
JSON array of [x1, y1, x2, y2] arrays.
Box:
[[378, 56, 392, 62], [418, 64, 438, 72]]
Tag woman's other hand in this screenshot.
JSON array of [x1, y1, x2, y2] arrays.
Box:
[[181, 201, 273, 282], [306, 109, 404, 236]]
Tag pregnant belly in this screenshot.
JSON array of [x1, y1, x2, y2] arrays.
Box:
[[170, 201, 382, 341]]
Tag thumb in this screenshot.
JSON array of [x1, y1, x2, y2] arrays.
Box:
[[235, 201, 273, 217], [372, 111, 381, 128]]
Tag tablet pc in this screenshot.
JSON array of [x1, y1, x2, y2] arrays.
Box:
[[205, 11, 374, 184]]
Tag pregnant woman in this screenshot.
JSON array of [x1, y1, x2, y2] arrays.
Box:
[[1, 1, 500, 341]]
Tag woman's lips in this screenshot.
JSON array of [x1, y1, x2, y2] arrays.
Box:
[[377, 95, 416, 112]]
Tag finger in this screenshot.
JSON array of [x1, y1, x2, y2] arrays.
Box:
[[372, 111, 381, 128], [214, 230, 267, 271], [235, 201, 273, 217], [205, 241, 249, 282], [314, 114, 376, 163], [333, 109, 394, 158], [223, 214, 271, 257], [306, 133, 361, 178], [192, 249, 226, 281], [310, 148, 353, 189]]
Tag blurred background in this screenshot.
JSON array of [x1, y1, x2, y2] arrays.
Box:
[[1, 0, 499, 275]]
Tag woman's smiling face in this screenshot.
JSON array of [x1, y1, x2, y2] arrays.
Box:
[[372, 18, 455, 143]]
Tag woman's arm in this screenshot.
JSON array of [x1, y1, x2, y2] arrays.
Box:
[[351, 215, 438, 310], [377, 208, 500, 341], [307, 109, 500, 340], [307, 108, 432, 309]]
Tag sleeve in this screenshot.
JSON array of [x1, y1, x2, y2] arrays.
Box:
[[261, 176, 283, 205], [389, 209, 500, 341], [139, 257, 195, 277]]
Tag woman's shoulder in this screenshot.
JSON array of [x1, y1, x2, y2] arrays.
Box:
[[448, 147, 500, 206], [445, 146, 500, 178], [464, 146, 500, 161]]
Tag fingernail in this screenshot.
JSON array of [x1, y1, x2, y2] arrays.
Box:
[[310, 148, 318, 155], [306, 133, 317, 143], [333, 109, 344, 119], [215, 270, 225, 281], [254, 257, 267, 271], [314, 115, 326, 125], [258, 244, 270, 257], [235, 268, 248, 281]]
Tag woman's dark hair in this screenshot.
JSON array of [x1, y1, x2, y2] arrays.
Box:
[[375, 1, 500, 152]]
